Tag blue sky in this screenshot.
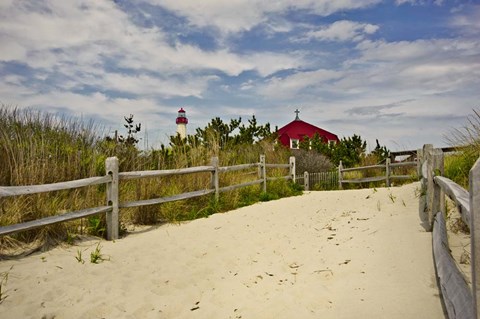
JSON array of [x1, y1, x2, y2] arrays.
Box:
[[1, 0, 479, 151]]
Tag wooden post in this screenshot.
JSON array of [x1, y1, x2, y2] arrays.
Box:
[[386, 158, 391, 187], [426, 148, 444, 231], [289, 156, 296, 183], [105, 157, 119, 240], [470, 158, 480, 319], [260, 155, 266, 193], [416, 148, 423, 178], [338, 161, 343, 190], [211, 157, 219, 201], [304, 171, 309, 191], [421, 144, 433, 228]]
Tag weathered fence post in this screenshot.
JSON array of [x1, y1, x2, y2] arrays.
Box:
[[338, 161, 343, 190], [211, 157, 219, 201], [386, 158, 391, 187], [426, 148, 444, 231], [260, 155, 267, 193], [470, 158, 480, 319], [105, 157, 119, 240], [420, 144, 433, 228], [289, 156, 296, 183], [416, 148, 423, 178], [304, 171, 309, 191], [431, 149, 445, 220]]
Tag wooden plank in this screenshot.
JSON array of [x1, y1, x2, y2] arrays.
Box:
[[435, 176, 471, 229], [211, 157, 219, 201], [265, 163, 290, 169], [0, 206, 112, 237], [341, 164, 385, 173], [120, 189, 215, 208], [342, 176, 386, 184], [105, 157, 119, 240], [389, 161, 417, 168], [119, 166, 214, 180], [433, 212, 474, 319], [431, 149, 445, 227], [219, 179, 263, 193], [289, 156, 296, 182], [218, 163, 258, 173], [304, 171, 309, 191], [391, 146, 463, 157], [0, 175, 112, 197], [470, 158, 480, 318], [386, 158, 391, 187], [260, 155, 266, 193]]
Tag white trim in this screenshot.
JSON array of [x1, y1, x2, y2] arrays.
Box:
[[290, 138, 299, 149]]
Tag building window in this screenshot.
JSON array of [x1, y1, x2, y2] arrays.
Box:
[[290, 139, 299, 149]]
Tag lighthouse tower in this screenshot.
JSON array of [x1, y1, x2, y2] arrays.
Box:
[[176, 107, 188, 139]]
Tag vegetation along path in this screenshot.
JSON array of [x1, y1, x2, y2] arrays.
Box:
[[0, 182, 445, 319]]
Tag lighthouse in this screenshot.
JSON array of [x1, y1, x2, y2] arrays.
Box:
[[176, 107, 188, 139]]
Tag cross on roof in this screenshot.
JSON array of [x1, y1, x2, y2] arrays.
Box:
[[294, 109, 300, 120]]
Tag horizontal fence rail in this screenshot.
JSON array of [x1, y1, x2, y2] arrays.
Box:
[[0, 155, 295, 240], [338, 158, 417, 189], [420, 144, 479, 319], [0, 176, 112, 197]]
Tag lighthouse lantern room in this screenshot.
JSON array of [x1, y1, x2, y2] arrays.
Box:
[[176, 108, 188, 138]]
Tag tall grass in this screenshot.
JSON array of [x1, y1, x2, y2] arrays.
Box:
[[0, 105, 298, 253], [444, 109, 480, 189]]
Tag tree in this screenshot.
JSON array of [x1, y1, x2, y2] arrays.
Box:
[[331, 134, 366, 167], [170, 115, 274, 150], [119, 114, 141, 146], [372, 139, 390, 162]]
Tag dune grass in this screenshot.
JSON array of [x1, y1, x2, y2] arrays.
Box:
[[0, 106, 299, 253]]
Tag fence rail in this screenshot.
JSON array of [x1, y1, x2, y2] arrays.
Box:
[[338, 158, 417, 188], [420, 144, 479, 319], [0, 155, 295, 240]]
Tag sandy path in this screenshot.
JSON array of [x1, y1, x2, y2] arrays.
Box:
[[0, 182, 444, 319]]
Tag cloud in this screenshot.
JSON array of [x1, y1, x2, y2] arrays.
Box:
[[346, 99, 415, 116], [395, 0, 444, 5], [450, 4, 480, 36], [144, 0, 382, 34], [259, 69, 344, 99], [300, 20, 379, 43], [0, 0, 308, 108]]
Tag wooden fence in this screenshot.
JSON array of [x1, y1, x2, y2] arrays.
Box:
[[295, 159, 417, 191], [420, 144, 479, 319], [338, 158, 417, 189], [0, 155, 295, 241], [296, 171, 338, 191]]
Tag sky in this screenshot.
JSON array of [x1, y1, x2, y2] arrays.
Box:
[[1, 0, 479, 152]]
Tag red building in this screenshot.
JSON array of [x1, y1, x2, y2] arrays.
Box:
[[277, 110, 339, 149]]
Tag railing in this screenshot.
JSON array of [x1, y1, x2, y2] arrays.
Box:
[[338, 158, 418, 189], [0, 155, 295, 240], [296, 171, 338, 191], [420, 144, 479, 319]]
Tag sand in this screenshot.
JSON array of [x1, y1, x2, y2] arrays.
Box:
[[0, 182, 445, 319]]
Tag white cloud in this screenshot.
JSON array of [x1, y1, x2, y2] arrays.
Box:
[[0, 0, 308, 108], [450, 5, 480, 35], [395, 0, 443, 5], [301, 20, 379, 42], [259, 69, 343, 99], [145, 0, 381, 34]]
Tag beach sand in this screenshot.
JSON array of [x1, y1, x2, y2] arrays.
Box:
[[0, 182, 445, 318]]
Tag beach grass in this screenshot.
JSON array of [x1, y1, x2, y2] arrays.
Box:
[[0, 105, 298, 252]]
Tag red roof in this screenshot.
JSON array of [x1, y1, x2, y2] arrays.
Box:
[[277, 119, 338, 148]]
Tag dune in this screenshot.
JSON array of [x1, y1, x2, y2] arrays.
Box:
[[0, 182, 445, 319]]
